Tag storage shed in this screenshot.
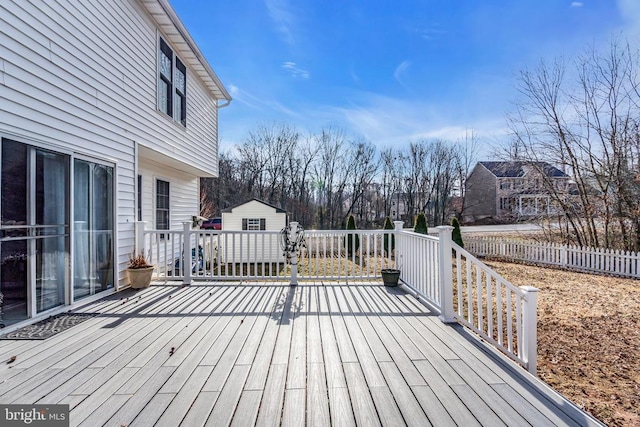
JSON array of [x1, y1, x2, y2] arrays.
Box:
[[220, 199, 288, 263]]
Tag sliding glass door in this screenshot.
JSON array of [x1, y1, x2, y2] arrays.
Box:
[[73, 159, 114, 300], [0, 139, 69, 326]]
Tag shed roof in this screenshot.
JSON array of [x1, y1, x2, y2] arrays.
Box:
[[223, 198, 287, 213]]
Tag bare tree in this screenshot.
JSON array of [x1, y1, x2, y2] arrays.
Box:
[[508, 39, 640, 251]]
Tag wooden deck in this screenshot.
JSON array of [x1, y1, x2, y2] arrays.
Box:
[[0, 281, 602, 426]]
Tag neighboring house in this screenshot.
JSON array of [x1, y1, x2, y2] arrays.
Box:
[[0, 0, 230, 329], [220, 199, 287, 263], [464, 161, 576, 223]]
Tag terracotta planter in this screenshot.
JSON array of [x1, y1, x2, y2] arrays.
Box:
[[127, 266, 154, 289], [381, 268, 401, 287]]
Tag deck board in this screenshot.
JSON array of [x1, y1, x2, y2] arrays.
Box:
[[0, 281, 603, 427]]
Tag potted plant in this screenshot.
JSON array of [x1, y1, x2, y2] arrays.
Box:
[[381, 266, 401, 286], [127, 252, 154, 289], [381, 216, 401, 286]]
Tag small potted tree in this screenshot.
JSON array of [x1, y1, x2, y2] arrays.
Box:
[[127, 252, 154, 289], [381, 216, 400, 286]]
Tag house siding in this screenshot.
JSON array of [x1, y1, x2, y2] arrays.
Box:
[[138, 157, 200, 231], [463, 164, 497, 222], [0, 0, 222, 295], [0, 0, 219, 177]]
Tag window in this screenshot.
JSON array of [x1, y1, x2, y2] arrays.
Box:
[[500, 180, 511, 190], [242, 218, 265, 230], [500, 197, 515, 211], [158, 39, 173, 116], [156, 179, 170, 236], [175, 58, 187, 126], [158, 37, 187, 126]]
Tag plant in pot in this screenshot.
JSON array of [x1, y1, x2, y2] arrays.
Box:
[[127, 252, 155, 289], [381, 216, 401, 287]]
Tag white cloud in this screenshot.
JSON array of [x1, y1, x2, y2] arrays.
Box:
[[570, 2, 583, 7], [224, 84, 301, 117], [265, 0, 297, 45], [282, 62, 310, 79], [415, 25, 446, 41], [393, 60, 411, 85], [228, 84, 240, 97], [321, 91, 509, 149]]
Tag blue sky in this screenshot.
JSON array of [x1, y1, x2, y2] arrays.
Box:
[[169, 0, 639, 152]]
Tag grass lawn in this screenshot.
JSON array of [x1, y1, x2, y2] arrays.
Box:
[[484, 260, 640, 427]]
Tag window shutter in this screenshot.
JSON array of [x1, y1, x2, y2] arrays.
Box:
[[242, 218, 247, 230], [260, 218, 266, 230]]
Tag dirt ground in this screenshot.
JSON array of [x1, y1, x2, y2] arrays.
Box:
[[484, 260, 640, 427]]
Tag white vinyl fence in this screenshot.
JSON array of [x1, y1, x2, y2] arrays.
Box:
[[465, 236, 640, 279]]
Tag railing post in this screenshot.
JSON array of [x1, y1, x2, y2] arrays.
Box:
[[289, 221, 299, 286], [135, 221, 147, 257], [183, 222, 192, 285], [436, 225, 456, 323], [521, 285, 539, 375]]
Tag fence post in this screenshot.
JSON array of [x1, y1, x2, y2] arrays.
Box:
[[183, 222, 192, 285], [436, 225, 456, 323], [289, 221, 299, 286], [521, 285, 539, 375]]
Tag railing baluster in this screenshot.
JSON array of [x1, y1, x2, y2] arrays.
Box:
[[506, 288, 513, 353]]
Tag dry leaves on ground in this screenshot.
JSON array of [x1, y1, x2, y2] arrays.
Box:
[[485, 260, 640, 427]]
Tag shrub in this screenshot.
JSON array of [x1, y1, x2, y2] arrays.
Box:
[[345, 214, 360, 256], [414, 212, 428, 235], [451, 217, 464, 248], [383, 216, 395, 255], [128, 252, 151, 269]]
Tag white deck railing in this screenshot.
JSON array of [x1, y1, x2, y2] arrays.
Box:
[[138, 223, 397, 282], [466, 236, 640, 279], [395, 230, 441, 308], [299, 229, 397, 280], [451, 242, 538, 372], [135, 221, 538, 374], [394, 227, 537, 374]]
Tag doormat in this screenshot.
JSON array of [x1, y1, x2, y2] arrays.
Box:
[[0, 313, 99, 340]]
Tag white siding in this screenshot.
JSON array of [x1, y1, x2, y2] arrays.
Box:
[[138, 158, 200, 230], [0, 0, 221, 288], [222, 200, 287, 231], [0, 0, 219, 176]]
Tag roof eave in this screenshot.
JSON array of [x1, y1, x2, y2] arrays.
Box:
[[140, 0, 232, 102]]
